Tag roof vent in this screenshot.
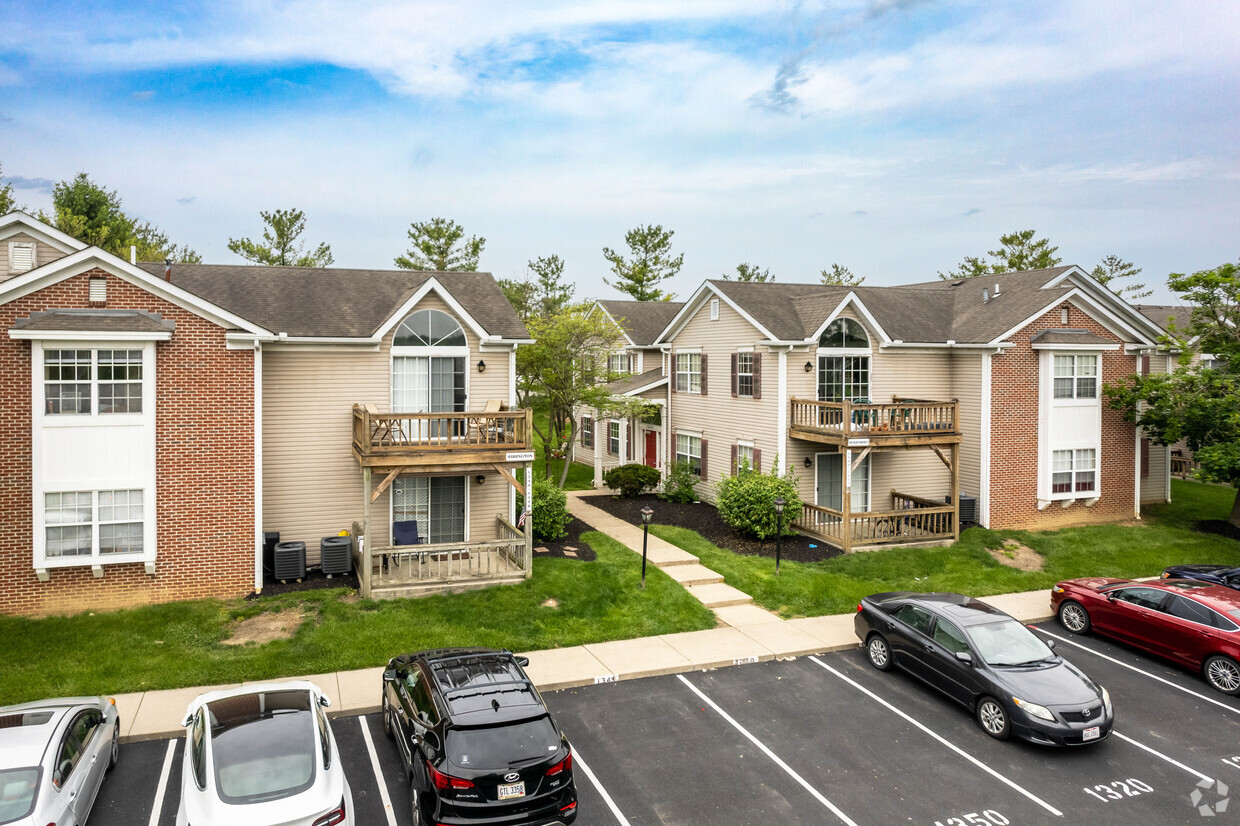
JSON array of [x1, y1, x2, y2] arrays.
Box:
[[994, 282, 1001, 296], [164, 258, 172, 281], [89, 277, 106, 303], [982, 288, 990, 303]]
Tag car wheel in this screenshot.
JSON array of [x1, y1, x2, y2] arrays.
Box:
[[976, 697, 1011, 740], [1204, 655, 1240, 695], [866, 634, 893, 671], [409, 777, 422, 826], [1058, 600, 1091, 634], [382, 692, 394, 740], [109, 720, 119, 769]]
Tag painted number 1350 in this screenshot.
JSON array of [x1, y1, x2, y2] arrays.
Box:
[[935, 811, 1009, 826]]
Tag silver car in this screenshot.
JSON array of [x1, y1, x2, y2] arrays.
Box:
[[0, 696, 120, 826], [175, 681, 353, 826]]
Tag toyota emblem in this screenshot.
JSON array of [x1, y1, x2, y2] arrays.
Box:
[[1082, 707, 1091, 718], [504, 772, 520, 783]]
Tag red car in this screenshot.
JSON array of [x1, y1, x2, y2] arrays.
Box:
[[1051, 577, 1240, 695]]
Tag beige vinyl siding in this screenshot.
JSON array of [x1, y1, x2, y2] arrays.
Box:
[[1, 233, 66, 275], [1141, 352, 1171, 504], [951, 352, 984, 503], [667, 297, 773, 501]]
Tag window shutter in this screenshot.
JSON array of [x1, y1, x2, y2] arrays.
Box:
[[753, 353, 762, 399], [671, 353, 677, 393], [1141, 355, 1151, 376], [670, 429, 677, 464], [731, 443, 738, 475], [700, 439, 708, 479], [1141, 438, 1150, 478], [701, 354, 708, 396], [753, 448, 762, 473], [731, 353, 738, 398]]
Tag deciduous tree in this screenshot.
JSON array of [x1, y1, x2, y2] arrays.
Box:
[[0, 162, 16, 214], [1091, 254, 1151, 300], [602, 224, 682, 301], [227, 208, 332, 267], [46, 173, 200, 262], [820, 263, 865, 286], [395, 217, 484, 271]]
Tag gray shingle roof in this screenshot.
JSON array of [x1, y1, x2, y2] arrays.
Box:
[[605, 367, 667, 396], [11, 309, 175, 333], [597, 300, 684, 346], [1030, 329, 1114, 346], [134, 263, 528, 340], [1134, 304, 1193, 333]]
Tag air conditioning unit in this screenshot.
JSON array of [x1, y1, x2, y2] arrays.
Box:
[[945, 493, 979, 525], [320, 536, 352, 577], [274, 541, 306, 582], [262, 531, 279, 576]]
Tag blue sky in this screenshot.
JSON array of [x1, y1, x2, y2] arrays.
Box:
[[2, 0, 1238, 303]]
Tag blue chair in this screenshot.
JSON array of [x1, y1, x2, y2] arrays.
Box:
[[393, 520, 421, 546]]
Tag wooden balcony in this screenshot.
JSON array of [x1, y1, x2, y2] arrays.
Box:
[[789, 397, 960, 447], [793, 490, 957, 552], [352, 404, 533, 469]]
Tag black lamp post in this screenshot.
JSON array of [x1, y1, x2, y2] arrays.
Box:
[[774, 497, 786, 575], [640, 506, 654, 589]]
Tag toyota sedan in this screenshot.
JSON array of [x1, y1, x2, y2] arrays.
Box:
[[856, 591, 1113, 745]]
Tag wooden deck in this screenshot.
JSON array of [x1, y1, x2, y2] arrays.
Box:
[[352, 405, 533, 468], [789, 397, 960, 447], [793, 491, 957, 552]]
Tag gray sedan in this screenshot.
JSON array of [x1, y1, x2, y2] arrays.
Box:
[[0, 696, 120, 826]]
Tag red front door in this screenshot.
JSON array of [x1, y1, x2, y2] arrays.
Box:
[[645, 431, 658, 468]]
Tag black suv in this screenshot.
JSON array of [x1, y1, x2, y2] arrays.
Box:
[[381, 647, 577, 825]]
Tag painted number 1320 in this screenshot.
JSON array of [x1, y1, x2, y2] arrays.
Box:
[[1083, 778, 1153, 802], [935, 811, 1009, 826]]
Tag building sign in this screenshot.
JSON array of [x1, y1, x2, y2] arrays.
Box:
[[847, 438, 870, 448], [506, 451, 536, 462]]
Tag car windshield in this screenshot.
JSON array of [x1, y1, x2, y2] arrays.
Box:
[[208, 690, 316, 804], [446, 717, 560, 770], [966, 619, 1055, 667], [0, 767, 40, 825]]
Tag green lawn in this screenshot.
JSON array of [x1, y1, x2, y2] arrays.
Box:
[[0, 532, 714, 705], [651, 480, 1240, 618]]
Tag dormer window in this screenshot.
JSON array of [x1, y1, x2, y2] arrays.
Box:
[[8, 241, 36, 274], [818, 318, 869, 349]]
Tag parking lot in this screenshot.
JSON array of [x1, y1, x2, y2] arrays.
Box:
[[90, 618, 1240, 825]]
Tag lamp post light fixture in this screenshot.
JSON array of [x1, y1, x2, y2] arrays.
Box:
[[640, 506, 654, 589], [773, 497, 786, 575]]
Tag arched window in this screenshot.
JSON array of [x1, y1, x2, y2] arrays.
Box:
[[818, 318, 869, 349], [394, 309, 467, 348]]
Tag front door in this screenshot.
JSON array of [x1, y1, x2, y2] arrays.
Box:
[[815, 453, 871, 512], [645, 431, 658, 468]]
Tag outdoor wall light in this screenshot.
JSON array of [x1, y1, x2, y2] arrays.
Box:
[[475, 474, 486, 485], [804, 457, 813, 468], [804, 361, 813, 372], [477, 359, 486, 372]]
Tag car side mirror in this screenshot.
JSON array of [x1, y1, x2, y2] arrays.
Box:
[[318, 694, 332, 708], [1045, 639, 1056, 650], [420, 730, 440, 752], [181, 713, 194, 728], [1106, 592, 1116, 601], [515, 655, 530, 668], [954, 651, 973, 664], [383, 669, 398, 683]]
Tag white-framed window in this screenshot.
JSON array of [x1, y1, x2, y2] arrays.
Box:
[[44, 489, 144, 559], [737, 352, 754, 397], [675, 353, 701, 393], [608, 352, 630, 374], [581, 416, 593, 447], [676, 433, 702, 476], [736, 442, 754, 472], [609, 421, 621, 455], [43, 348, 144, 415], [391, 308, 468, 439], [710, 298, 719, 321], [1053, 354, 1098, 399], [1051, 449, 1096, 495], [7, 241, 36, 274]]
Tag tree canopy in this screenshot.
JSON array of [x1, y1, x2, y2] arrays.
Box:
[[602, 223, 682, 301], [938, 229, 1061, 279], [44, 173, 200, 263], [723, 263, 774, 282], [1091, 254, 1151, 300], [1106, 261, 1240, 527], [395, 217, 484, 271], [499, 255, 575, 323], [820, 263, 865, 286], [0, 162, 16, 215], [227, 208, 333, 267]]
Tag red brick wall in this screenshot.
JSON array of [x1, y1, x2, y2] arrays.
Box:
[[0, 268, 255, 616], [989, 303, 1137, 530]]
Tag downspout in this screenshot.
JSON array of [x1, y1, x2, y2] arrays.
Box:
[[1133, 349, 1142, 519], [253, 342, 264, 592], [979, 347, 1002, 529], [776, 346, 789, 473]]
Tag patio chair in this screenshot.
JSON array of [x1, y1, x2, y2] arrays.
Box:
[[393, 520, 421, 546]]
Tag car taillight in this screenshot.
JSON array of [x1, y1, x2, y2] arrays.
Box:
[[856, 602, 864, 613], [312, 797, 347, 826], [547, 749, 573, 776], [427, 759, 474, 790], [561, 801, 578, 812], [1161, 572, 1170, 578]]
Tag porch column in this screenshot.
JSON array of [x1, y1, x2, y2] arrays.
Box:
[[593, 411, 603, 488], [524, 460, 534, 576], [842, 447, 852, 553], [950, 443, 960, 542], [361, 466, 372, 598]]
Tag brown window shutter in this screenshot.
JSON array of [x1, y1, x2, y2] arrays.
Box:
[[753, 353, 762, 399], [753, 448, 762, 473], [701, 354, 709, 396], [700, 438, 708, 479], [1141, 438, 1150, 478], [670, 429, 677, 462], [1141, 355, 1151, 376], [731, 443, 738, 475], [671, 352, 678, 393], [731, 353, 738, 397]]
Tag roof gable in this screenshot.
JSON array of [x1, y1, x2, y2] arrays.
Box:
[[0, 211, 87, 255], [596, 299, 684, 347]]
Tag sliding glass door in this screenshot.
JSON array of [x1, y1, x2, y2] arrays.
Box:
[[392, 356, 466, 439], [393, 476, 466, 544]]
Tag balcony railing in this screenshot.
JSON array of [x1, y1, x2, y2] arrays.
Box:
[[792, 490, 956, 551], [352, 405, 532, 463], [789, 397, 958, 445]]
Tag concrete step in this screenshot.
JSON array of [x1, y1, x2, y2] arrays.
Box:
[[685, 582, 753, 609], [660, 564, 725, 587]]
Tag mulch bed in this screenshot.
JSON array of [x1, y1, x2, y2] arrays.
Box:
[[587, 493, 843, 564], [249, 568, 360, 600], [535, 516, 598, 562], [1198, 520, 1240, 542]]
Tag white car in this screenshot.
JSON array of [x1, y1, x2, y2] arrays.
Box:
[[175, 681, 353, 826], [0, 695, 120, 826]]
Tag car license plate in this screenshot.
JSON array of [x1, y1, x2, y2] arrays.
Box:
[[498, 781, 526, 800], [1083, 726, 1101, 741]]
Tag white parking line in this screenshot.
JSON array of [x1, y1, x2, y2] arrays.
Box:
[[572, 749, 631, 826], [359, 716, 398, 826], [1113, 731, 1214, 784], [1031, 626, 1240, 716], [677, 674, 860, 826], [147, 740, 177, 826], [808, 656, 1064, 818]]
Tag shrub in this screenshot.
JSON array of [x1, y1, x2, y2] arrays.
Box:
[[659, 461, 700, 504], [603, 463, 662, 498], [715, 463, 803, 539], [520, 476, 572, 541]]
